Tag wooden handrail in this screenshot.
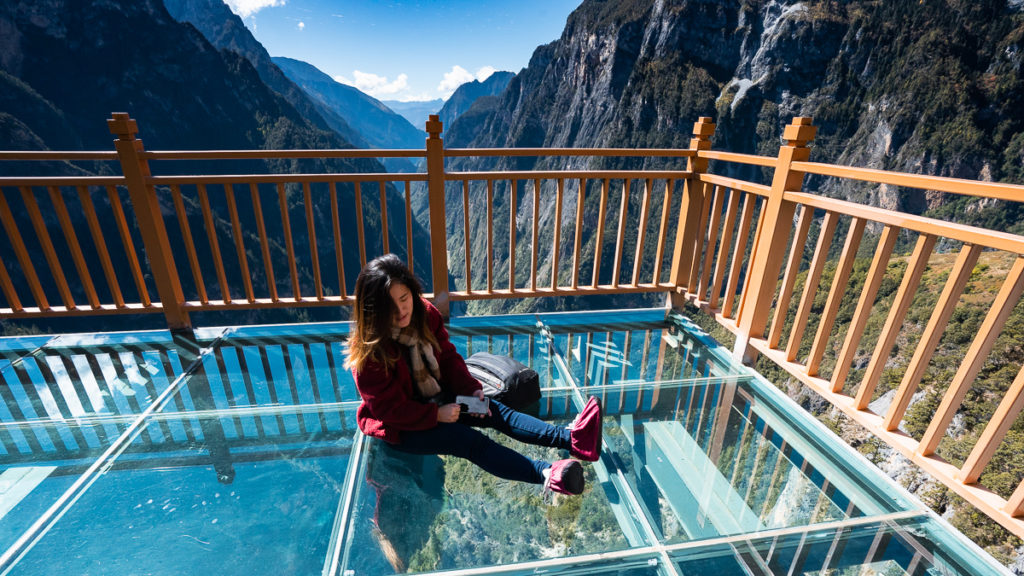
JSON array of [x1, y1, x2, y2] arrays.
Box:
[[793, 160, 1024, 202], [444, 147, 695, 157]]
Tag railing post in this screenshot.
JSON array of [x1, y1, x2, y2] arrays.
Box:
[[669, 116, 715, 307], [108, 113, 190, 329], [733, 116, 816, 363], [425, 114, 450, 318]]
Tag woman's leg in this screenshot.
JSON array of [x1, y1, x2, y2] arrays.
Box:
[[467, 399, 571, 450], [390, 423, 548, 484]]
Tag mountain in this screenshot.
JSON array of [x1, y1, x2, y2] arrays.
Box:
[[162, 0, 366, 149], [437, 71, 515, 133], [0, 0, 432, 332], [439, 0, 1024, 317], [449, 0, 1024, 218], [382, 99, 445, 131], [273, 57, 426, 151], [0, 0, 371, 158]]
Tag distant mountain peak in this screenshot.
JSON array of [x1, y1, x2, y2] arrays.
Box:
[[439, 71, 515, 133]]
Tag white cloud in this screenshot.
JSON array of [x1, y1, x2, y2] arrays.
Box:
[[223, 0, 286, 19], [335, 71, 409, 97], [437, 65, 498, 96], [438, 65, 475, 95], [297, 21, 305, 30], [475, 66, 496, 81]]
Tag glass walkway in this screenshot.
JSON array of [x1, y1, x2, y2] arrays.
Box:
[[0, 309, 1008, 575]]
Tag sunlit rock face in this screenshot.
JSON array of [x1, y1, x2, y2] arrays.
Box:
[[450, 0, 1024, 212]]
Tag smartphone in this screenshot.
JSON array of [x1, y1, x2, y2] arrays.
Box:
[[455, 395, 490, 415]]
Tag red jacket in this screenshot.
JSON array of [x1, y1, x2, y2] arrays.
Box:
[[353, 299, 481, 443]]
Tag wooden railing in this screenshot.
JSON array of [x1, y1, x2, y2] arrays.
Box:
[[5, 113, 1024, 538]]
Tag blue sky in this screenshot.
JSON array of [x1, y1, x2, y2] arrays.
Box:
[[225, 0, 582, 102]]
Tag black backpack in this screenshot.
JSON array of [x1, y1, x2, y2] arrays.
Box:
[[464, 352, 541, 410]]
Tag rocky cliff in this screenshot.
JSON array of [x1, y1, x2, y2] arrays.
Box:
[[450, 0, 1024, 216]]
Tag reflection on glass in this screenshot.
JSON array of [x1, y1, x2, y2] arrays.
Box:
[[341, 391, 629, 574], [182, 335, 357, 411]]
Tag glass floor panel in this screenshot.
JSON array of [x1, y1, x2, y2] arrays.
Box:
[[340, 389, 631, 575], [668, 515, 1008, 575], [8, 402, 358, 576], [0, 308, 1010, 575]]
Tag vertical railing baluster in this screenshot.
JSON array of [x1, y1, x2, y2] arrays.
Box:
[[405, 181, 414, 274], [107, 185, 151, 308], [79, 186, 125, 308], [353, 182, 366, 269], [551, 179, 564, 290], [710, 188, 740, 310], [592, 179, 609, 288], [198, 183, 231, 304], [883, 243, 981, 431], [919, 255, 1024, 455], [330, 182, 345, 299], [379, 181, 389, 255], [653, 179, 674, 286], [171, 185, 208, 305], [612, 179, 629, 288], [768, 205, 812, 348], [304, 182, 323, 301], [831, 225, 899, 392], [48, 186, 99, 309], [251, 183, 278, 302], [463, 179, 472, 292], [807, 217, 866, 376], [631, 178, 651, 287], [21, 186, 74, 309], [277, 182, 300, 300], [855, 234, 936, 409], [785, 211, 838, 363], [0, 252, 20, 312], [572, 178, 585, 290], [531, 179, 540, 292], [486, 180, 494, 293], [697, 185, 725, 300], [509, 180, 517, 292], [687, 182, 713, 294], [226, 183, 255, 303], [962, 363, 1024, 484], [723, 193, 754, 319]]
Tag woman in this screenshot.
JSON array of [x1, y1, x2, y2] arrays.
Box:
[[346, 254, 602, 495]]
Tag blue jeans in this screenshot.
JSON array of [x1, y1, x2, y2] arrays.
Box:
[[387, 399, 571, 484]]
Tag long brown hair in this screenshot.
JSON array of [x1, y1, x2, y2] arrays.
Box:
[[346, 254, 438, 372]]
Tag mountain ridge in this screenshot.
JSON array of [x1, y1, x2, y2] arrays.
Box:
[[272, 56, 426, 152]]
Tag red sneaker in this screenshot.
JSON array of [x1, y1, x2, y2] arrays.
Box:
[[569, 396, 602, 462], [544, 459, 584, 495]]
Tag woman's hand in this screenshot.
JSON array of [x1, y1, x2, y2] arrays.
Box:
[[473, 389, 492, 417], [438, 403, 462, 423]]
